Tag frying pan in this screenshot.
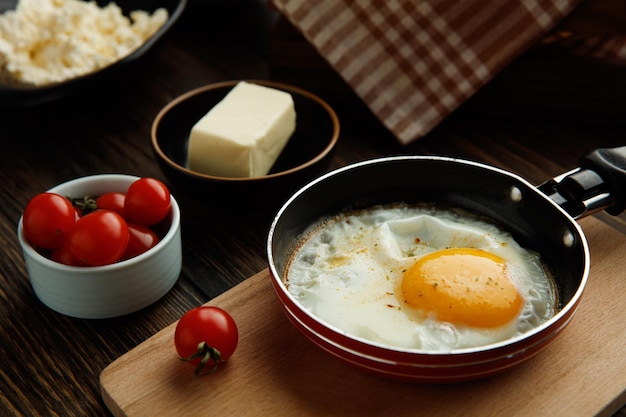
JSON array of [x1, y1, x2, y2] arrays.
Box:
[[267, 146, 626, 382]]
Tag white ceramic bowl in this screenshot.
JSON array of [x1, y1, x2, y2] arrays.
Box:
[[17, 174, 182, 319]]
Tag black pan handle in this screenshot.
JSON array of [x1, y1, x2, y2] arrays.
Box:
[[538, 146, 626, 219]]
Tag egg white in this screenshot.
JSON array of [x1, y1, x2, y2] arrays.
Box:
[[285, 204, 557, 352]]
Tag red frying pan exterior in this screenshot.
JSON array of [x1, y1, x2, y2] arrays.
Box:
[[267, 147, 625, 382]]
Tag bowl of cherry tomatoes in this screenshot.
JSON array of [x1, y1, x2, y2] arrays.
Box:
[[17, 174, 182, 319]]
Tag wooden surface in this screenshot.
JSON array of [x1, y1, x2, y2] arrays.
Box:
[[1, 1, 625, 416], [100, 217, 626, 417]]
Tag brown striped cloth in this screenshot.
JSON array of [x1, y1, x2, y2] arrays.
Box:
[[270, 0, 582, 144]]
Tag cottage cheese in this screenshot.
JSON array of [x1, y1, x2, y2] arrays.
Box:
[[0, 0, 168, 86]]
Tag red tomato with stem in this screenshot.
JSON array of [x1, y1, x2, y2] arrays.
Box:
[[23, 192, 76, 249], [68, 210, 129, 266], [96, 192, 126, 217], [124, 178, 171, 226], [174, 306, 239, 375], [123, 223, 160, 260]]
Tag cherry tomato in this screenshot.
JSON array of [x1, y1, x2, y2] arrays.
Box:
[[174, 306, 239, 375], [68, 210, 129, 266], [51, 240, 82, 266], [96, 192, 126, 217], [123, 223, 159, 260], [23, 192, 76, 249], [124, 178, 171, 226]]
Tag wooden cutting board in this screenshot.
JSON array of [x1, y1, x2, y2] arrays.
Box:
[[100, 217, 626, 417]]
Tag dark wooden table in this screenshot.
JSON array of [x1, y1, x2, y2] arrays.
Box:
[[1, 1, 624, 416]]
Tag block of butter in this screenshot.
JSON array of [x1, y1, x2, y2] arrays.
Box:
[[187, 81, 296, 178]]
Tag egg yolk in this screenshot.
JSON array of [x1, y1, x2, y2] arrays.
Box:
[[401, 248, 522, 328]]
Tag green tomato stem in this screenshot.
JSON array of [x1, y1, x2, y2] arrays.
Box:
[[67, 195, 98, 215], [178, 341, 222, 376]]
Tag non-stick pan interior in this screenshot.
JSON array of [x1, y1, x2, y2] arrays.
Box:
[[271, 156, 587, 308]]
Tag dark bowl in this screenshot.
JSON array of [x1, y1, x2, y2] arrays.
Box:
[[0, 0, 186, 107], [151, 80, 340, 209]]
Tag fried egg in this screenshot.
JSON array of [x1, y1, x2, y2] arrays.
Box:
[[284, 204, 557, 352]]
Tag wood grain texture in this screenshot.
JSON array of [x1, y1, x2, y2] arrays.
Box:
[[101, 217, 626, 417]]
